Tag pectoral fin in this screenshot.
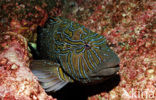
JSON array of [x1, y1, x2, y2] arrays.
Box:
[[30, 60, 69, 92]]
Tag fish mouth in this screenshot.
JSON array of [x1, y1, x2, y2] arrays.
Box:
[[89, 64, 120, 77], [88, 55, 120, 77], [95, 65, 120, 76]]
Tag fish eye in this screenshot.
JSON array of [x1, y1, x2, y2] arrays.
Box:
[[84, 44, 91, 50], [85, 44, 89, 47]]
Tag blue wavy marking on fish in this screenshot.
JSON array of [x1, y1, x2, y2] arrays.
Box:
[[30, 16, 120, 92]]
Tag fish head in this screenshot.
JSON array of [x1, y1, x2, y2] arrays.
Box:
[[81, 31, 120, 79], [58, 24, 120, 81], [38, 17, 120, 83]]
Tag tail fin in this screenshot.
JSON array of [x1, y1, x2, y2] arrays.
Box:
[[30, 60, 72, 92]]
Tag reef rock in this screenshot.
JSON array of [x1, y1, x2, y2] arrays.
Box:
[[0, 32, 56, 100]]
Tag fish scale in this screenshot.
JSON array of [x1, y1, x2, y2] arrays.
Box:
[[30, 16, 120, 92]]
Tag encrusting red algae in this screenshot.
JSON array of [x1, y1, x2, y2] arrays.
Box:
[[0, 0, 155, 100]]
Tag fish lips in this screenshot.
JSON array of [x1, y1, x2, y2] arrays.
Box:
[[88, 56, 120, 77], [94, 65, 120, 77]]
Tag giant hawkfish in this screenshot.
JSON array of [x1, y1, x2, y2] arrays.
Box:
[[30, 16, 120, 92]]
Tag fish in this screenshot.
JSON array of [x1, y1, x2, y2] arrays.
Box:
[[29, 16, 120, 92]]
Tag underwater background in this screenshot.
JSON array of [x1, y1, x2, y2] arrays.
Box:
[[0, 0, 155, 100]]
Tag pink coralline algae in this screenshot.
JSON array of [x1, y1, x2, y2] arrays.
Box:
[[0, 32, 56, 100], [0, 0, 155, 100]]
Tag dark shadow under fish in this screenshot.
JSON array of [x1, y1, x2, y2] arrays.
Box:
[[50, 75, 120, 100], [29, 16, 120, 92]]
